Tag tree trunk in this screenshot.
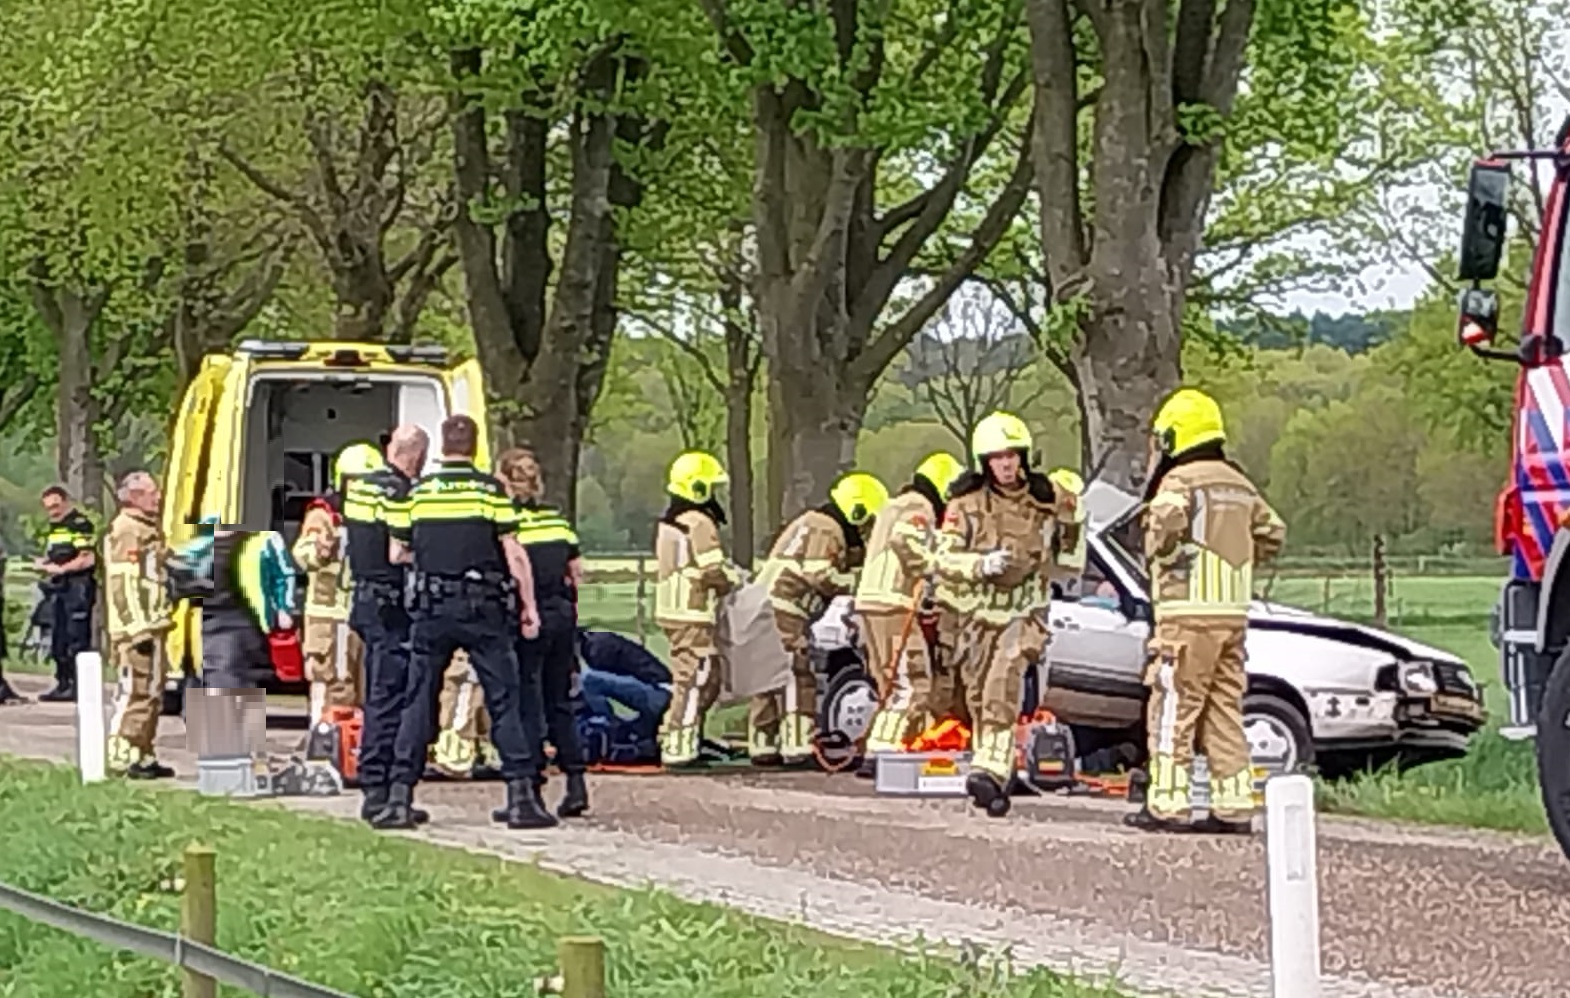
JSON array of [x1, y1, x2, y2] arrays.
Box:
[[29, 279, 107, 504], [1072, 275, 1182, 491], [450, 47, 654, 521]]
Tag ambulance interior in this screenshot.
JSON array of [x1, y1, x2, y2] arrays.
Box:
[[238, 375, 447, 542]]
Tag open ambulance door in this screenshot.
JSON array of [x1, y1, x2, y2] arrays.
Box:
[[445, 357, 492, 470], [160, 355, 250, 699]]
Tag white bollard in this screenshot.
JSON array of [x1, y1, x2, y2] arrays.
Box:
[[75, 651, 106, 784], [1265, 774, 1321, 998]]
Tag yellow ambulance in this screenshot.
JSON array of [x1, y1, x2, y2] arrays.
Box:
[[160, 339, 490, 710]]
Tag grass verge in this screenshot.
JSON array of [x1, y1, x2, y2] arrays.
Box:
[[0, 758, 1124, 998]]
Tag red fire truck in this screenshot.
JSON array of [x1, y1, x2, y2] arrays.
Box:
[[1454, 114, 1570, 861]]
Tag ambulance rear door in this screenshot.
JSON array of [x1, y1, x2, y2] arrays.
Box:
[[444, 357, 492, 470]]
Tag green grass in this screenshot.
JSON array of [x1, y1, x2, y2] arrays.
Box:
[[0, 759, 1121, 998]]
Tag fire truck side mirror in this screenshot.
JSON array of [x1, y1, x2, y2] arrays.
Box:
[[1459, 159, 1511, 283], [1456, 287, 1501, 349]]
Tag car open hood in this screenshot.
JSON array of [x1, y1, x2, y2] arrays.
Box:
[[1247, 600, 1464, 664]]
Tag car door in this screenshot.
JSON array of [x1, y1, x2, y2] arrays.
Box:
[[1042, 546, 1149, 727]]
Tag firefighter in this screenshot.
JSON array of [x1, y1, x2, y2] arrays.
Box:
[[654, 451, 743, 769], [431, 651, 494, 777], [36, 485, 98, 701], [103, 471, 174, 779], [933, 411, 1085, 818], [753, 472, 889, 766], [855, 452, 966, 769], [292, 443, 378, 725], [1127, 388, 1286, 835]]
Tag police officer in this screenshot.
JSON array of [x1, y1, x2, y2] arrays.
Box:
[[856, 452, 965, 768], [104, 471, 175, 778], [36, 485, 97, 701], [293, 443, 379, 725], [1128, 388, 1286, 835], [377, 415, 555, 831], [498, 447, 589, 818], [343, 425, 430, 826], [753, 472, 889, 765], [932, 412, 1085, 818], [654, 451, 743, 769]]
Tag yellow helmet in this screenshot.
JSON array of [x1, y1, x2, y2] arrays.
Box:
[[970, 411, 1032, 464], [332, 442, 385, 491], [829, 472, 889, 527], [667, 451, 729, 503], [914, 452, 965, 497], [1152, 388, 1226, 456]]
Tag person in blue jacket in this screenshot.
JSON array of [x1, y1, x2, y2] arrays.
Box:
[[168, 516, 299, 689]]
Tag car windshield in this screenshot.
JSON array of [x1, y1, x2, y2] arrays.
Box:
[[1098, 517, 1149, 591]]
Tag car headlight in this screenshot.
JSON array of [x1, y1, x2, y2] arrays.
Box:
[[1399, 663, 1439, 695]]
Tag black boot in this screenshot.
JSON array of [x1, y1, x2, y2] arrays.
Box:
[[365, 786, 429, 826], [126, 759, 176, 780], [499, 780, 558, 830], [1190, 814, 1254, 836], [370, 784, 421, 830], [39, 680, 76, 703], [0, 679, 26, 705], [360, 786, 389, 822], [494, 780, 551, 823], [1123, 807, 1194, 834], [966, 772, 1011, 818], [557, 773, 589, 819]]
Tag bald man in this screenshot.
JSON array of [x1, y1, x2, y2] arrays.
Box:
[[105, 471, 175, 778], [346, 425, 434, 824]]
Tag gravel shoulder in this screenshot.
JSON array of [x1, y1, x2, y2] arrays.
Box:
[[1, 677, 1565, 998]]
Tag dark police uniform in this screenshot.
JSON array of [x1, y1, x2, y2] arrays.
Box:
[[43, 508, 97, 696], [516, 501, 588, 818], [342, 465, 427, 825], [379, 459, 555, 830]]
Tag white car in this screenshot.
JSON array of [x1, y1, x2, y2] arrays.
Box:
[[811, 482, 1486, 777]]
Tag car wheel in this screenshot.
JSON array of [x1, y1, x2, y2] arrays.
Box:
[[1244, 692, 1314, 776], [819, 666, 878, 745], [1535, 644, 1570, 863]]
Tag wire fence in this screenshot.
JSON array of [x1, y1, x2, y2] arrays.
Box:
[[0, 879, 353, 998], [0, 844, 609, 998]]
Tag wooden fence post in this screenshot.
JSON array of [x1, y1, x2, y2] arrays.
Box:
[[1372, 535, 1389, 629], [634, 557, 648, 646], [558, 936, 606, 998], [181, 844, 217, 998]]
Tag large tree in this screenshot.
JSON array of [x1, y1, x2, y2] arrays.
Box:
[[702, 0, 1035, 518], [1025, 0, 1372, 491]]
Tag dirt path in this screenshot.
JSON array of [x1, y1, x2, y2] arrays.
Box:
[[1, 677, 1565, 998]]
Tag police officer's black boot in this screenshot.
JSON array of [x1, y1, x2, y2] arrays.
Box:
[[364, 786, 431, 826], [500, 779, 558, 830], [39, 679, 76, 703], [557, 772, 589, 819], [370, 784, 423, 830]]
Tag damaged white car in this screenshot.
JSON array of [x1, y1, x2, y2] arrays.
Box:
[[810, 482, 1486, 778]]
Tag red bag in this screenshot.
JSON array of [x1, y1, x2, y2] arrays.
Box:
[[269, 628, 305, 683]]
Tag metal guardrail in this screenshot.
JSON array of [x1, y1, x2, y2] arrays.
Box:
[[0, 880, 355, 998]]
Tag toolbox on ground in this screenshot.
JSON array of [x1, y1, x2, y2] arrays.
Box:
[[874, 751, 975, 796]]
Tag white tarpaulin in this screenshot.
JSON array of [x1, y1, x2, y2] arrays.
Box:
[[714, 581, 792, 705]]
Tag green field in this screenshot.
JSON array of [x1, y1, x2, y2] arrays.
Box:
[[0, 758, 1121, 998]]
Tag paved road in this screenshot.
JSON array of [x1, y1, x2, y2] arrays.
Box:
[[2, 676, 1566, 998]]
